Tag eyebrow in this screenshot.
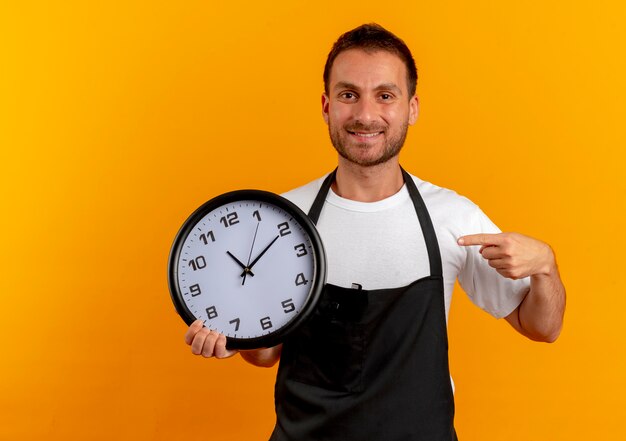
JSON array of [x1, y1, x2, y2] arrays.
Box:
[[333, 81, 403, 95]]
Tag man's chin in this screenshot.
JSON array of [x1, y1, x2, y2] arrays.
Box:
[[336, 150, 397, 168]]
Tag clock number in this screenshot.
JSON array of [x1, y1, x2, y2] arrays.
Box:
[[189, 284, 201, 297], [206, 306, 218, 320], [220, 212, 239, 228], [253, 210, 262, 221], [229, 318, 241, 331], [277, 222, 291, 237], [281, 298, 296, 313], [294, 243, 308, 257], [295, 273, 308, 286], [200, 231, 215, 244], [260, 316, 273, 330], [189, 255, 207, 271]]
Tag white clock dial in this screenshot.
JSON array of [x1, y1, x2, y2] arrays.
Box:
[[169, 191, 326, 349]]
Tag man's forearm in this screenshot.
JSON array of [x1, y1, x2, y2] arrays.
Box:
[[240, 345, 282, 367], [518, 261, 566, 342]]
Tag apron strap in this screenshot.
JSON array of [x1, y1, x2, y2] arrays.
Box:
[[307, 166, 443, 278], [307, 168, 336, 225], [401, 167, 443, 278]]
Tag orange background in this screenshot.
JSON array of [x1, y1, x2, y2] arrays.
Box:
[[1, 1, 625, 440]]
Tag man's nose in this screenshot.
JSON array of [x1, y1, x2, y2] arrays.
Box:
[[353, 97, 377, 123]]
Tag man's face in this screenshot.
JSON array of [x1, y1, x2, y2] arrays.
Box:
[[322, 49, 418, 167]]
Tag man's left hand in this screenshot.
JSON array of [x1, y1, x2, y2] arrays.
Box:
[[457, 232, 555, 280]]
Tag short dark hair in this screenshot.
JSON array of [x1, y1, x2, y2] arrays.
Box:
[[323, 23, 418, 98]]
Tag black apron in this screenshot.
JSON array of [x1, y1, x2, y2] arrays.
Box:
[[270, 168, 457, 441]]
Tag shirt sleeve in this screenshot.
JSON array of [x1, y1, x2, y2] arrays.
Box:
[[457, 206, 530, 319]]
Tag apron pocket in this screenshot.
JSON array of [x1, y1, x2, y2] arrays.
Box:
[[290, 316, 366, 393]]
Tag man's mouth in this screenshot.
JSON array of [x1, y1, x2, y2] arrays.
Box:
[[347, 130, 384, 138]]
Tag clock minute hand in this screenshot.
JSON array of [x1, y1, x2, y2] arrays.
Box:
[[226, 251, 254, 277], [241, 235, 280, 276]]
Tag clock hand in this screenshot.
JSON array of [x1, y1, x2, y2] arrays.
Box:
[[246, 223, 260, 265], [226, 251, 254, 277], [241, 234, 280, 276], [242, 222, 261, 286]]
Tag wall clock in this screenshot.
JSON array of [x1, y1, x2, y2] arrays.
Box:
[[168, 190, 326, 349]]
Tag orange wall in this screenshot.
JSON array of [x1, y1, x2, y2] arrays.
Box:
[[1, 1, 625, 440]]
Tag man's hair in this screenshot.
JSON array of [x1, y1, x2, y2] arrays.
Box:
[[323, 23, 418, 98]]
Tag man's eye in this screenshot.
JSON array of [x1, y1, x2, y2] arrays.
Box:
[[380, 93, 392, 100], [341, 92, 355, 99]]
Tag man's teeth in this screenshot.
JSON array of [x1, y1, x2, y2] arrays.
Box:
[[353, 132, 380, 137]]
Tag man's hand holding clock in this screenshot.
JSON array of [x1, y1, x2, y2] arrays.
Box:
[[184, 319, 283, 366], [185, 319, 238, 359]]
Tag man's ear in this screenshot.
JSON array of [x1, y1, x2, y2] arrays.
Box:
[[409, 95, 419, 125], [321, 94, 330, 125]]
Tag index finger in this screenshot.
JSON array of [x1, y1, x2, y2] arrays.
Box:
[[457, 233, 502, 247]]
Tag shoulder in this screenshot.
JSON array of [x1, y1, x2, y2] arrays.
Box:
[[406, 172, 502, 266], [407, 173, 485, 228], [280, 174, 330, 213]]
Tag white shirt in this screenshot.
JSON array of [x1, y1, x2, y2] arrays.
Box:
[[282, 172, 530, 321]]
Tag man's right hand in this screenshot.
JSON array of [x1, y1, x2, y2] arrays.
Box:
[[184, 319, 239, 359], [184, 320, 282, 367]]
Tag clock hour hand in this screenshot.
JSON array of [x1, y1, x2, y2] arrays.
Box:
[[241, 235, 280, 276], [226, 251, 254, 277]]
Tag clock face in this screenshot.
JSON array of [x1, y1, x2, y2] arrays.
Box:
[[168, 190, 326, 349]]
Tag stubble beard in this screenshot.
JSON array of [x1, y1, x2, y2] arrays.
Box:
[[328, 121, 409, 167]]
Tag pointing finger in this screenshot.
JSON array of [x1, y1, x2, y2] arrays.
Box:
[[458, 233, 502, 247]]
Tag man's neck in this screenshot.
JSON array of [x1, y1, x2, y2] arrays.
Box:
[[332, 158, 404, 202]]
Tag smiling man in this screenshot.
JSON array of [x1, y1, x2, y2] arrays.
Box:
[[184, 23, 566, 440]]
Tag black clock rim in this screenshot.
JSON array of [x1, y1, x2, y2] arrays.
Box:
[[167, 189, 327, 350]]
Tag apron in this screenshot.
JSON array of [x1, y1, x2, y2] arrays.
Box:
[[270, 168, 457, 441]]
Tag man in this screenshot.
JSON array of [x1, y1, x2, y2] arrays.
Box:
[[184, 23, 566, 440]]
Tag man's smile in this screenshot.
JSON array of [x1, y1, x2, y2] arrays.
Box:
[[348, 131, 382, 137], [346, 130, 384, 141]]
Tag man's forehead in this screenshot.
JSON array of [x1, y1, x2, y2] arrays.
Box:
[[331, 48, 406, 70], [328, 49, 409, 93]]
